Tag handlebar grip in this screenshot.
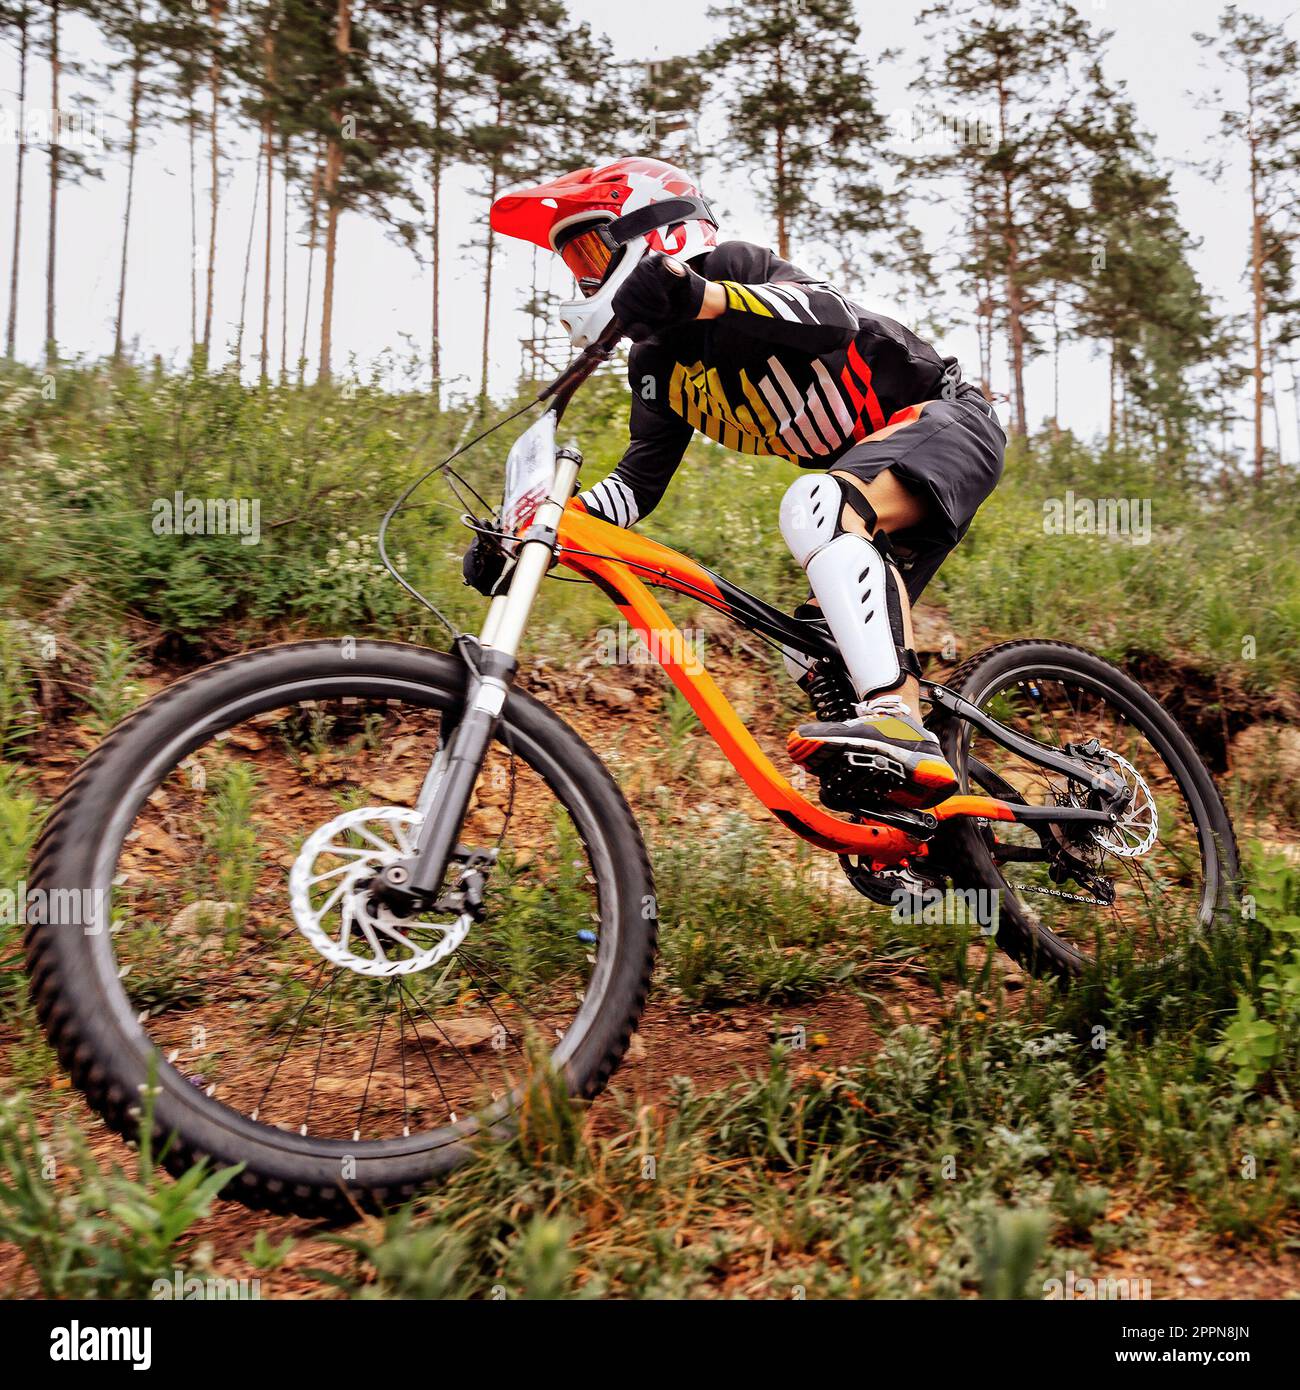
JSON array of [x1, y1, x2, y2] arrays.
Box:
[[593, 316, 626, 353]]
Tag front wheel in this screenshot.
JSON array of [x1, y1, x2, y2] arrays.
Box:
[[27, 640, 657, 1217], [936, 640, 1239, 979]]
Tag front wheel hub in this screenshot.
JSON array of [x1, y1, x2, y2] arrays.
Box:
[[289, 806, 471, 977]]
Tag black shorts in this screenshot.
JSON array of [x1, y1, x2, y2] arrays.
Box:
[[830, 382, 1005, 602]]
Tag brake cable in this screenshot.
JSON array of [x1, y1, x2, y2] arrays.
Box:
[[376, 329, 623, 642]]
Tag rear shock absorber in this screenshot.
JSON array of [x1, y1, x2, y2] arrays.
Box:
[[806, 661, 858, 723], [802, 660, 866, 812]]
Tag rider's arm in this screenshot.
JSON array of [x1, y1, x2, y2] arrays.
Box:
[[576, 391, 692, 527], [699, 243, 859, 355]]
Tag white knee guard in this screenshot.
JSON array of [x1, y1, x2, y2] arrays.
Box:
[[779, 474, 902, 703]]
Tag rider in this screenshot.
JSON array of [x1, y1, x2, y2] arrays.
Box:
[[488, 157, 1005, 810]]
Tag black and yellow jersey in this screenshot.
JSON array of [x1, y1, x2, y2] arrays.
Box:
[[577, 239, 957, 527]]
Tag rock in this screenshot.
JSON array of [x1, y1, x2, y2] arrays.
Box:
[[427, 1016, 497, 1050], [169, 900, 237, 964], [588, 679, 636, 709], [223, 727, 267, 753], [625, 1033, 647, 1062], [470, 807, 506, 838], [310, 1073, 409, 1106], [698, 759, 729, 787], [172, 900, 238, 935], [474, 777, 511, 808], [135, 822, 187, 862], [368, 773, 422, 805]]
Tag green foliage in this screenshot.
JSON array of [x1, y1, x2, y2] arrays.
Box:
[[0, 764, 46, 1017], [1209, 850, 1300, 1090], [202, 761, 261, 943], [655, 812, 858, 1005], [84, 636, 141, 736], [0, 1077, 240, 1298]]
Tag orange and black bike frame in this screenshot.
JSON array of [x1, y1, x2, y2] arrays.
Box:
[[555, 503, 1123, 872]]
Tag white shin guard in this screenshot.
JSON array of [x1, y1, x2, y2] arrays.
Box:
[[780, 474, 902, 703]]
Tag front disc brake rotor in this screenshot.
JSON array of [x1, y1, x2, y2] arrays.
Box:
[[289, 806, 471, 977]]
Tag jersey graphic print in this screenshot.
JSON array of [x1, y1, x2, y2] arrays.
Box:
[[579, 241, 953, 526]]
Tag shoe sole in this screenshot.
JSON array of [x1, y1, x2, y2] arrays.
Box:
[[787, 730, 958, 809]]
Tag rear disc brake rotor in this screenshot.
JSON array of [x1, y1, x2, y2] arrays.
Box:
[[1085, 747, 1159, 859]]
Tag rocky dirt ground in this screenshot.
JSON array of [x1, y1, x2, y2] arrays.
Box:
[[3, 602, 1298, 1298]]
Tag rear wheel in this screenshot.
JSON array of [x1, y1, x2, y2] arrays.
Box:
[[27, 640, 657, 1217], [936, 641, 1239, 978]]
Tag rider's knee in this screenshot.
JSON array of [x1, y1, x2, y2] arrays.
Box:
[[779, 473, 882, 569]]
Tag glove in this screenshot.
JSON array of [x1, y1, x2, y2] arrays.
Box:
[[462, 530, 507, 596], [611, 252, 708, 342]]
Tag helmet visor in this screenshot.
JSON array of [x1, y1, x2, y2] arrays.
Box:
[[558, 225, 617, 297]]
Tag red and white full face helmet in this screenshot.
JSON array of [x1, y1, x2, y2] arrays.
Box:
[[490, 157, 719, 348]]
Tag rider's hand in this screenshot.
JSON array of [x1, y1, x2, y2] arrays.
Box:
[[462, 531, 507, 597], [612, 252, 709, 342]]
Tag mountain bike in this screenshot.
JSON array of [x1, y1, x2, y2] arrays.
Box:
[[27, 323, 1238, 1217]]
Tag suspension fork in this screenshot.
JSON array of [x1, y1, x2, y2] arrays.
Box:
[[377, 445, 584, 907]]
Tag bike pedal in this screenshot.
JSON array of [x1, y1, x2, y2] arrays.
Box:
[[817, 755, 909, 813], [844, 750, 907, 780]]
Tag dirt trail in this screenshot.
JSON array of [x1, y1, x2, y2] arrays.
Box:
[[5, 619, 1298, 1299]]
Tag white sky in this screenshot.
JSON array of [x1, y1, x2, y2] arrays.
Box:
[[0, 0, 1295, 458]]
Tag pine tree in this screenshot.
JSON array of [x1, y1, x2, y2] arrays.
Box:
[[203, 0, 225, 358], [456, 0, 588, 403], [910, 0, 1116, 436], [98, 0, 170, 362], [37, 0, 101, 364], [705, 0, 892, 264], [2, 2, 31, 358], [1195, 7, 1300, 482], [1068, 108, 1218, 461], [153, 1, 211, 354], [43, 0, 61, 363], [296, 0, 431, 382], [393, 0, 481, 403]]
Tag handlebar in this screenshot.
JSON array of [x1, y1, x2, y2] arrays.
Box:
[[536, 318, 627, 422]]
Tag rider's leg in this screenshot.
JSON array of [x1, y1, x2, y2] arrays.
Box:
[[780, 464, 957, 809], [827, 467, 925, 720]]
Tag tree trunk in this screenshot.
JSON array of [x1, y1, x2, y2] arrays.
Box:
[[1289, 354, 1300, 469], [259, 27, 274, 384], [5, 6, 29, 359], [188, 91, 198, 351], [318, 0, 352, 384], [299, 140, 324, 383], [1050, 298, 1060, 441], [1107, 340, 1117, 450], [113, 53, 143, 363], [430, 3, 445, 405], [202, 0, 224, 358], [236, 142, 264, 370], [478, 78, 509, 405], [45, 0, 60, 365], [773, 48, 788, 260], [996, 78, 1027, 437], [280, 134, 289, 381], [1247, 74, 1266, 484], [478, 162, 498, 403]]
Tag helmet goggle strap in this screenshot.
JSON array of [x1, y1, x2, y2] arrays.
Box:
[[556, 195, 717, 297]]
